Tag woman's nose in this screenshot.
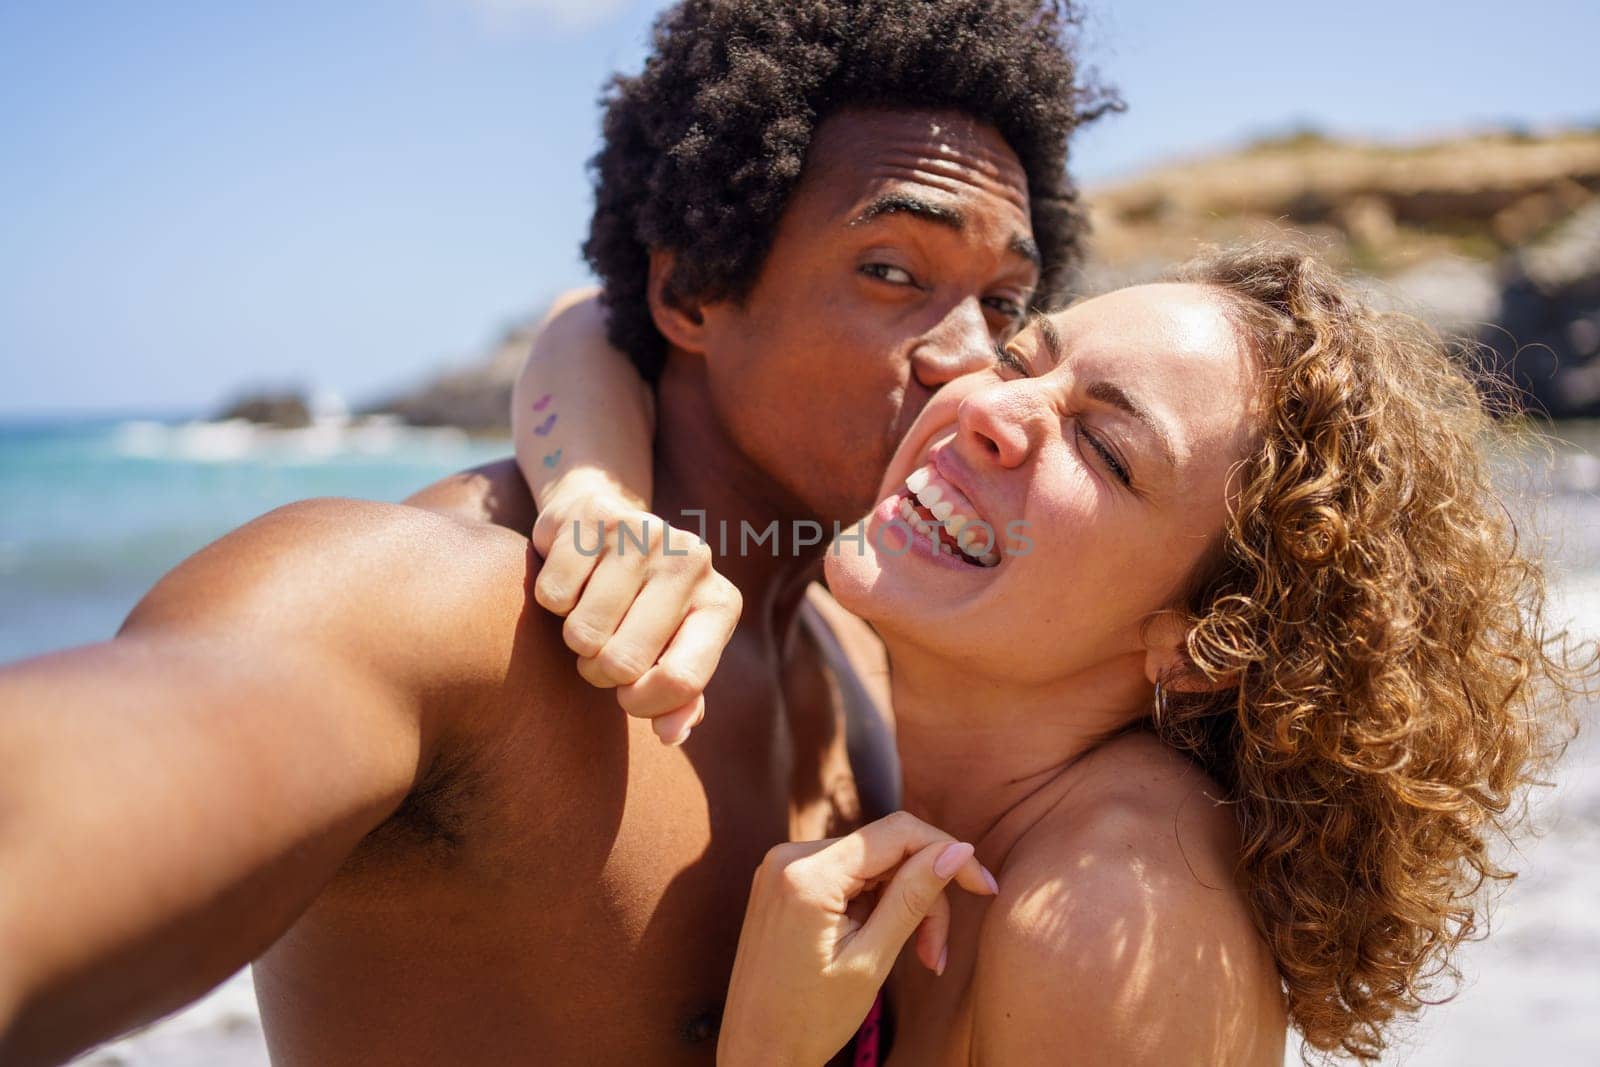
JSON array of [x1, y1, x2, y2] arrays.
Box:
[[956, 381, 1034, 469]]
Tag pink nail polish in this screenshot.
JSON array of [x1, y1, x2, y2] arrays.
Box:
[[934, 842, 974, 879], [666, 725, 692, 747], [936, 946, 949, 976], [980, 865, 1000, 895]]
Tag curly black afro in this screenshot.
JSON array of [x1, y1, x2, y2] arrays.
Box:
[[584, 0, 1115, 381]]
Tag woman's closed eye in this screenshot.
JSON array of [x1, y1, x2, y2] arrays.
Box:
[[994, 345, 1134, 488], [994, 342, 1029, 376], [1075, 423, 1132, 487]]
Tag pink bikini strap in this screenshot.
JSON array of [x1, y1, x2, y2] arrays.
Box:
[[853, 994, 884, 1067]]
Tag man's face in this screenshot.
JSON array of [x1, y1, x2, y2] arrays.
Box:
[[693, 108, 1039, 528]]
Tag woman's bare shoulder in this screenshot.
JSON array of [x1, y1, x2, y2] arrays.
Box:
[[971, 733, 1285, 1064]]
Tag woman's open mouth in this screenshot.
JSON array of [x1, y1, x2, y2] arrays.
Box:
[[896, 466, 1002, 567]]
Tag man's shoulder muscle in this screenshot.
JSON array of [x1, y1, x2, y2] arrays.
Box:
[[128, 497, 531, 683], [128, 497, 582, 837], [404, 457, 536, 533]]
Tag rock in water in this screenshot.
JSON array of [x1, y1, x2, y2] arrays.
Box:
[[215, 390, 313, 428]]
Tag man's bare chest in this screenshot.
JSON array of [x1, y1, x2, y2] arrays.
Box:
[[256, 649, 859, 1064]]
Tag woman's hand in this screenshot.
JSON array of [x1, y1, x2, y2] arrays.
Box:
[[530, 484, 742, 746], [718, 812, 1000, 1067]]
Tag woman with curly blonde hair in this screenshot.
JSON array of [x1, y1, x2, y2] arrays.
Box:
[[512, 244, 1584, 1064]]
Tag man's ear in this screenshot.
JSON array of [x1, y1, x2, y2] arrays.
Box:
[[646, 249, 708, 355], [1141, 610, 1233, 695]]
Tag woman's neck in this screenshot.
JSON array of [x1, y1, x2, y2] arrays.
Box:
[[884, 640, 1154, 853]]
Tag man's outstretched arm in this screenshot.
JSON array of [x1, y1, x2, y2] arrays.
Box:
[[0, 497, 527, 1065]]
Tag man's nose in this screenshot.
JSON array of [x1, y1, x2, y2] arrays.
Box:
[[910, 297, 995, 390]]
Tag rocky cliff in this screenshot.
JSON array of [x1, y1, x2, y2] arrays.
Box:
[[1083, 127, 1600, 417]]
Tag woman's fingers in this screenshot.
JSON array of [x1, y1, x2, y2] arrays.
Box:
[[531, 518, 604, 616], [615, 591, 741, 725], [562, 549, 647, 666], [647, 696, 704, 747], [851, 840, 972, 977], [913, 895, 953, 975], [812, 811, 998, 900]]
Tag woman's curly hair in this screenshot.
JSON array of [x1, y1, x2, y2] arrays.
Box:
[[584, 0, 1116, 381], [1154, 245, 1589, 1061]]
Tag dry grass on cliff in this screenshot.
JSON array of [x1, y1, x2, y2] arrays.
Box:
[[1085, 128, 1600, 279]]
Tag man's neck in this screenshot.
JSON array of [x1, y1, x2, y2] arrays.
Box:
[[651, 354, 823, 643]]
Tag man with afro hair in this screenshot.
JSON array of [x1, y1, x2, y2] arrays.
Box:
[[0, 2, 1104, 1063], [586, 0, 1107, 382]]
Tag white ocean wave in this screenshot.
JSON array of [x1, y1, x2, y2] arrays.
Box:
[[111, 416, 476, 465]]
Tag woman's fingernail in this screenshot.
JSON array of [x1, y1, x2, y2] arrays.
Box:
[[934, 842, 975, 880], [665, 725, 692, 747], [980, 865, 1000, 895], [936, 946, 949, 976]]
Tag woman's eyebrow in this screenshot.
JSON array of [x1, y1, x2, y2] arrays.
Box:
[[1086, 380, 1177, 469], [1026, 310, 1063, 363]]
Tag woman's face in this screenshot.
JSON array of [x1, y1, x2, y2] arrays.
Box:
[[824, 283, 1260, 686]]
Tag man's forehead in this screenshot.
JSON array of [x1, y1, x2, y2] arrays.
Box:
[[804, 109, 1032, 222]]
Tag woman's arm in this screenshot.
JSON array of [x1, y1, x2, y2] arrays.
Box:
[[512, 288, 655, 517], [510, 291, 739, 746]]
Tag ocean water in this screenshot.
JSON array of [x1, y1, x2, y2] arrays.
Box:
[[0, 415, 511, 662], [4, 414, 1600, 1066]]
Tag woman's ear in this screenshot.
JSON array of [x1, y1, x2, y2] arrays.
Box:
[[646, 249, 708, 355], [1141, 610, 1232, 694]]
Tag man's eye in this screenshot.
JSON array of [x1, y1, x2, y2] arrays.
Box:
[[861, 263, 916, 286], [983, 296, 1024, 321]]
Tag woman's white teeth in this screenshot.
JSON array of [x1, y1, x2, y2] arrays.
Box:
[[905, 468, 931, 493], [894, 491, 999, 568], [918, 484, 944, 506], [929, 500, 954, 522]]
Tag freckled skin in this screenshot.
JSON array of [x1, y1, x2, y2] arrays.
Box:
[[247, 109, 1038, 1065]]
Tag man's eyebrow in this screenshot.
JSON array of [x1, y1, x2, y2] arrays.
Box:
[[849, 192, 1039, 268], [1009, 233, 1041, 267], [849, 193, 964, 230], [1086, 379, 1178, 469]]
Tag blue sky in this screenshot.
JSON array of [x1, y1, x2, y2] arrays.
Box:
[[2, 0, 1595, 416]]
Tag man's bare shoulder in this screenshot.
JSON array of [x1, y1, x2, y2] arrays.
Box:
[[133, 496, 623, 852], [405, 457, 536, 533], [973, 734, 1284, 1064], [125, 496, 578, 759], [129, 497, 530, 652]]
